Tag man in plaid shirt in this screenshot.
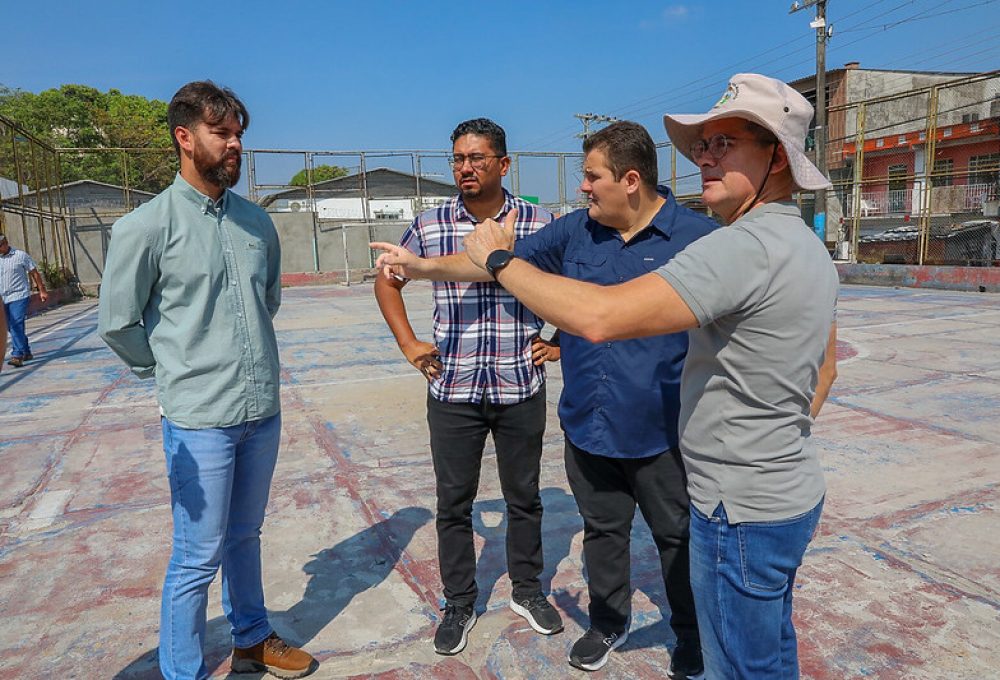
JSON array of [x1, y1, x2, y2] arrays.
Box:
[[374, 118, 563, 656]]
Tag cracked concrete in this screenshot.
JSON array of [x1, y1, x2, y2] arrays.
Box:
[[0, 282, 998, 679]]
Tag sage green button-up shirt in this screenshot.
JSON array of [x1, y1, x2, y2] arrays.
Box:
[[98, 173, 282, 429]]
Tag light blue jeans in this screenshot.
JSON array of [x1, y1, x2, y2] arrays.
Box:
[[689, 498, 824, 679], [159, 412, 281, 680]]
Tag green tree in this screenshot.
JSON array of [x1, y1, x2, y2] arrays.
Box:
[[289, 164, 349, 186], [0, 85, 176, 193]]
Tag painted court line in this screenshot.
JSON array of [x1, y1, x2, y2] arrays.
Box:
[[29, 303, 99, 344], [848, 309, 1000, 331]]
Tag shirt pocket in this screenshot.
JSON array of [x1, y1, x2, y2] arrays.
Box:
[[563, 251, 607, 282], [242, 238, 270, 287]]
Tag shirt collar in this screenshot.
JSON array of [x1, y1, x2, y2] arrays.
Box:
[[644, 185, 682, 238], [171, 172, 229, 215], [454, 188, 516, 223], [740, 201, 801, 222]]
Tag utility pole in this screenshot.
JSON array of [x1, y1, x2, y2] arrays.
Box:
[[790, 0, 832, 242], [574, 113, 620, 139]]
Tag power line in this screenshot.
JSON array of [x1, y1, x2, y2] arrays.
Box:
[[522, 0, 925, 150], [525, 0, 993, 151]]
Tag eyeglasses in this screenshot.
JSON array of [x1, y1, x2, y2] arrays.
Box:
[[450, 154, 503, 170], [690, 134, 776, 162], [691, 134, 745, 162]]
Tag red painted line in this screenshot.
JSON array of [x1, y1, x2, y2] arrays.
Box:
[[0, 367, 133, 546]]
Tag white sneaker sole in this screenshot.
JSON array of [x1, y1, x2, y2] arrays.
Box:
[[568, 630, 629, 672], [509, 600, 564, 635], [435, 611, 478, 655]]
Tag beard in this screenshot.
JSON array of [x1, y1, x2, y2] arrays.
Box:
[[457, 174, 482, 200], [194, 144, 241, 189]]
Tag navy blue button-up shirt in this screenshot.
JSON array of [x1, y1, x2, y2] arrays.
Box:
[[515, 187, 718, 458]]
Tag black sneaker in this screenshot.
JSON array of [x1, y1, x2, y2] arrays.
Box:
[[7, 356, 23, 368], [669, 636, 704, 678], [510, 593, 564, 634], [433, 603, 477, 655], [568, 627, 628, 672]]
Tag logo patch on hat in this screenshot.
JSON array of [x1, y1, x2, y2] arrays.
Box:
[[713, 83, 739, 109]]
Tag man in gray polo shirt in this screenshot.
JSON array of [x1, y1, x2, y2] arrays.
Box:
[[441, 74, 837, 679]]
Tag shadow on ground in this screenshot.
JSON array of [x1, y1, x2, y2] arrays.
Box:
[[112, 506, 432, 679]]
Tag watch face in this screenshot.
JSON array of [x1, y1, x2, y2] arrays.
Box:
[[487, 249, 514, 277]]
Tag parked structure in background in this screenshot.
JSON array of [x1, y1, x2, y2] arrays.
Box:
[[790, 64, 999, 263], [260, 167, 455, 221], [1, 180, 155, 286]]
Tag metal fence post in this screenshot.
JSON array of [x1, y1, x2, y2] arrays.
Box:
[[851, 103, 866, 264], [305, 152, 320, 273], [918, 87, 940, 266]]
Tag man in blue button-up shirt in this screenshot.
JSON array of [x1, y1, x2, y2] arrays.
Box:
[[514, 124, 716, 675], [372, 121, 717, 676], [98, 81, 316, 680]]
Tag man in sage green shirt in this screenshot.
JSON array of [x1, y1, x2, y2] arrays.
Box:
[[98, 81, 316, 680]]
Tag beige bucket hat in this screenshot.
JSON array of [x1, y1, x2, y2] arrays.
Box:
[[663, 73, 832, 191]]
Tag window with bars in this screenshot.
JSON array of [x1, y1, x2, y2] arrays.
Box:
[[969, 154, 999, 186], [932, 158, 954, 187]]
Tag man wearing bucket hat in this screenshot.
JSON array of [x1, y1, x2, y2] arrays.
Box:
[[443, 73, 840, 678]]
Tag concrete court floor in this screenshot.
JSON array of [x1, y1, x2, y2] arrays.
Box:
[[0, 282, 998, 680]]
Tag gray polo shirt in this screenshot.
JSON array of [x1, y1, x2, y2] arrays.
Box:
[[656, 202, 838, 523]]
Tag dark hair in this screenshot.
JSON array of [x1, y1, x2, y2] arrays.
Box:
[[582, 121, 658, 189], [450, 118, 507, 157], [167, 81, 250, 156]]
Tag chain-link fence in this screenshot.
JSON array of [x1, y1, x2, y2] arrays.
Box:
[[0, 114, 74, 288], [822, 70, 999, 265], [4, 71, 995, 287]]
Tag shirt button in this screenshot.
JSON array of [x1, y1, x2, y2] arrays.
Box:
[[619, 276, 624, 282], [596, 406, 604, 414], [601, 374, 607, 380], [605, 342, 612, 348]]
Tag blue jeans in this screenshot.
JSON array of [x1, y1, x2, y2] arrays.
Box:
[[4, 297, 30, 357], [689, 498, 824, 680], [159, 412, 281, 680]]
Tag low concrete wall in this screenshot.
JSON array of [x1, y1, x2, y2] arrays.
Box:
[[24, 286, 82, 316], [837, 263, 1000, 293]]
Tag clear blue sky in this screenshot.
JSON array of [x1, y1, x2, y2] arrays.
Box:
[[5, 1, 998, 156]]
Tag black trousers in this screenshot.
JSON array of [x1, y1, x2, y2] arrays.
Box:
[[427, 387, 547, 608], [565, 439, 698, 640]]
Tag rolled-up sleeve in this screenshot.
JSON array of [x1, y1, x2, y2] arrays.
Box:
[[97, 217, 159, 378]]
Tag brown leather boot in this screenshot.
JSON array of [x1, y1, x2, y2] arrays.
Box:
[[231, 632, 318, 678]]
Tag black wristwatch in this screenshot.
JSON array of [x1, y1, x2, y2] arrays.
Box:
[[485, 249, 515, 279]]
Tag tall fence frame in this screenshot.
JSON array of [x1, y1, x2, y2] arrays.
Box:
[[3, 70, 996, 288], [826, 70, 999, 266], [0, 114, 74, 279]]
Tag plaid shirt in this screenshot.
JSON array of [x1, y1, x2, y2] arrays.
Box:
[[400, 190, 552, 404], [0, 247, 38, 304]]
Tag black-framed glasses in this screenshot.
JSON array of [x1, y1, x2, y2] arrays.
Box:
[[450, 154, 503, 170]]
